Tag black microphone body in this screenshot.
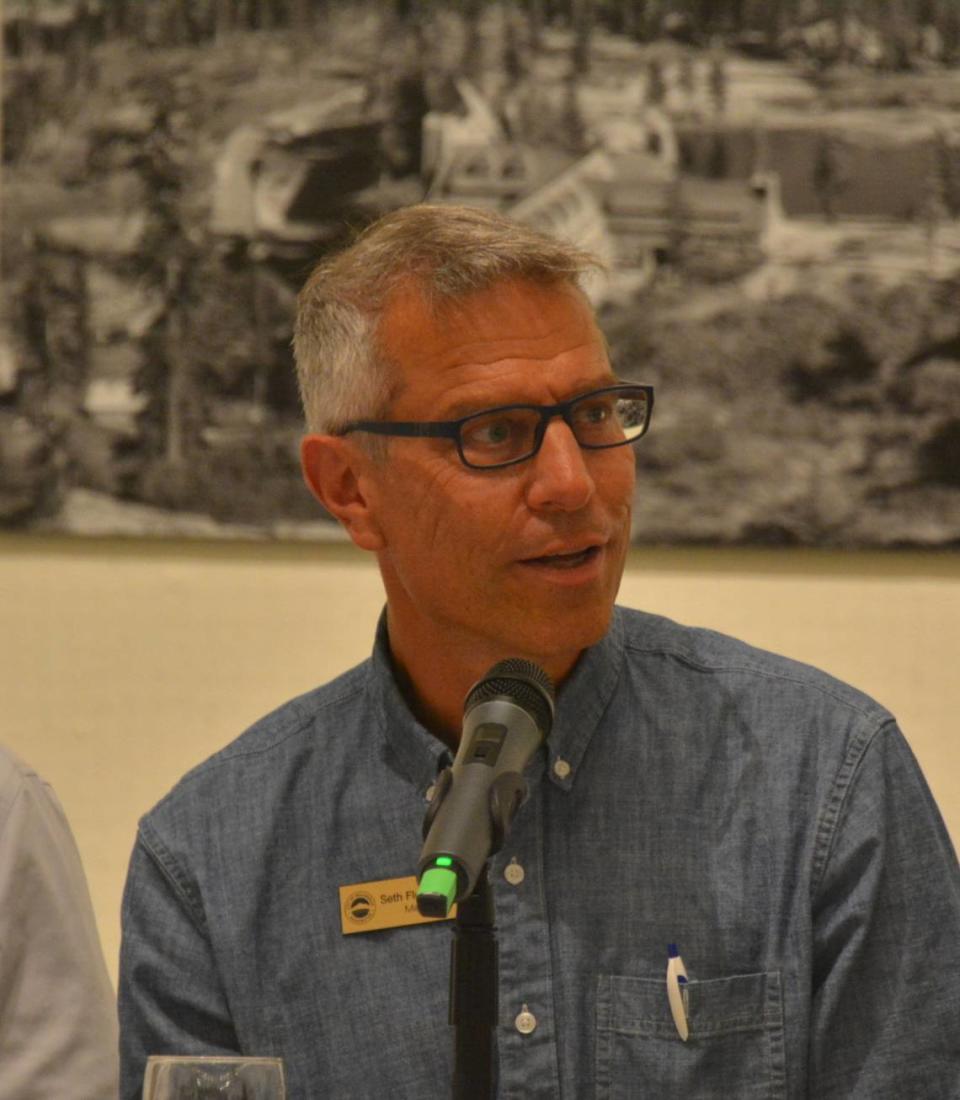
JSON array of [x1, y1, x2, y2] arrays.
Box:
[[418, 659, 555, 915]]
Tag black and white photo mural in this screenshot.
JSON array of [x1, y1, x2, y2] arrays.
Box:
[[3, 1, 960, 546]]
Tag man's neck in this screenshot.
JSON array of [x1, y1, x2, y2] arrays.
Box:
[[384, 608, 580, 750]]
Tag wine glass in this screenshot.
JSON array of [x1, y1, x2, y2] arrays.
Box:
[[142, 1056, 286, 1099]]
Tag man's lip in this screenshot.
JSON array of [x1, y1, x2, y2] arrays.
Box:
[[519, 540, 606, 563]]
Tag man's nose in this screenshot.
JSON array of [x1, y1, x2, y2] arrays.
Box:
[[524, 418, 595, 512]]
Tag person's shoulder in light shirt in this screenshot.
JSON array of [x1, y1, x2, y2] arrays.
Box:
[[0, 745, 119, 1100]]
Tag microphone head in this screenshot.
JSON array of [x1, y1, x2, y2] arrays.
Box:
[[465, 658, 555, 737]]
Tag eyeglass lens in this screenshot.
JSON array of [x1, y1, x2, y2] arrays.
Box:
[[459, 390, 649, 468]]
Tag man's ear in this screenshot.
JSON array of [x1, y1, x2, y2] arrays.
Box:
[[300, 434, 385, 551]]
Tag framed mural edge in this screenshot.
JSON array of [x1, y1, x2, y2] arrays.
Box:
[[3, 1, 959, 550]]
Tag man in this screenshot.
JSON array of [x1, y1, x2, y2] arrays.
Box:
[[0, 746, 119, 1099], [119, 204, 960, 1098]]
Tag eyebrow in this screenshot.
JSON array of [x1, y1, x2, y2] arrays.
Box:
[[440, 376, 621, 421]]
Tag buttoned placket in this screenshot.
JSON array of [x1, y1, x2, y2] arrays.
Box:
[[493, 763, 563, 1099]]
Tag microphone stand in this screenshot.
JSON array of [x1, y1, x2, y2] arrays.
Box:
[[450, 864, 497, 1100], [423, 772, 530, 1098], [418, 656, 556, 1099]]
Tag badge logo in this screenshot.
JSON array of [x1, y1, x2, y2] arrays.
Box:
[[345, 891, 376, 925]]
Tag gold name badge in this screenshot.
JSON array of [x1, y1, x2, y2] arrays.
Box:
[[339, 875, 457, 935]]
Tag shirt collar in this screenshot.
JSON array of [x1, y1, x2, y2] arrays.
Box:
[[367, 606, 626, 794], [369, 611, 452, 795], [546, 606, 626, 791]]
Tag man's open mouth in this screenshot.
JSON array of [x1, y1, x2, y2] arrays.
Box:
[[523, 546, 601, 569]]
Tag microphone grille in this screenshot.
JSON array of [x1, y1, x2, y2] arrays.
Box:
[[465, 658, 555, 736]]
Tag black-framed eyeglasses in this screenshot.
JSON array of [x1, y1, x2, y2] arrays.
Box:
[[337, 383, 654, 470]]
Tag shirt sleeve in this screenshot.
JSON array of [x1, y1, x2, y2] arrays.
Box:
[[809, 720, 960, 1098], [0, 753, 119, 1100], [118, 824, 240, 1100]]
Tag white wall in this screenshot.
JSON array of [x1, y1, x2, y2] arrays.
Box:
[[2, 536, 957, 987]]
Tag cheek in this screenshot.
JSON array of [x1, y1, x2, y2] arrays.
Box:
[[379, 455, 510, 558], [599, 450, 637, 512]]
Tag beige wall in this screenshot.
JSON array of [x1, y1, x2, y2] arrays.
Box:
[[1, 536, 958, 988]]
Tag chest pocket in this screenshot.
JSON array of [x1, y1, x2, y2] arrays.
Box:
[[596, 970, 786, 1100]]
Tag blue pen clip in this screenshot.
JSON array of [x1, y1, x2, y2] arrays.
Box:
[[666, 943, 689, 1041]]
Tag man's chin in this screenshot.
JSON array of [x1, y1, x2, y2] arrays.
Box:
[[506, 601, 616, 672]]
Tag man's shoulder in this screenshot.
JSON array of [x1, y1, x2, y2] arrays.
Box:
[[615, 605, 893, 725], [141, 658, 373, 828]]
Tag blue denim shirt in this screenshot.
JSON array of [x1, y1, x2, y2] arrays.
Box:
[[119, 607, 960, 1098]]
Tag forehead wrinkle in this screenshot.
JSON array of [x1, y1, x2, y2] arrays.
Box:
[[377, 278, 611, 416], [440, 359, 613, 421], [428, 332, 601, 368], [378, 277, 594, 366], [389, 343, 603, 414]]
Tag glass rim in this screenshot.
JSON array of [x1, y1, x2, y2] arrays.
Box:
[[337, 382, 654, 470], [144, 1055, 284, 1066], [339, 382, 654, 435], [460, 386, 650, 422]]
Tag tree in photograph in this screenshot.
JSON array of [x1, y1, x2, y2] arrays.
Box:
[[460, 0, 485, 87], [936, 0, 960, 60], [677, 51, 696, 100], [103, 0, 133, 35], [707, 48, 727, 115], [214, 0, 237, 39], [378, 18, 429, 178], [502, 4, 525, 89], [289, 0, 313, 32], [931, 126, 960, 217], [921, 130, 951, 278], [665, 176, 690, 270], [62, 1, 100, 91], [690, 0, 728, 39], [828, 0, 850, 66], [128, 93, 199, 481], [645, 57, 666, 106], [878, 0, 914, 70], [707, 130, 729, 179], [571, 0, 594, 76], [615, 0, 638, 40], [812, 131, 844, 222], [287, 0, 318, 58], [559, 73, 589, 155], [761, 0, 786, 54], [523, 0, 544, 50]]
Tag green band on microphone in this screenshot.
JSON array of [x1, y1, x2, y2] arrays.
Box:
[[417, 865, 458, 918]]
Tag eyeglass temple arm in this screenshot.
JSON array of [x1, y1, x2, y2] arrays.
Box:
[[341, 421, 459, 439]]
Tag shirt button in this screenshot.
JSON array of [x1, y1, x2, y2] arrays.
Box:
[[553, 758, 572, 780], [504, 858, 525, 886], [514, 1004, 537, 1035]]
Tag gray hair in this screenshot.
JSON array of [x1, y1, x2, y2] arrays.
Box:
[[293, 203, 603, 434]]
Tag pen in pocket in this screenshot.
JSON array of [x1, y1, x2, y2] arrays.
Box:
[[666, 943, 689, 1041]]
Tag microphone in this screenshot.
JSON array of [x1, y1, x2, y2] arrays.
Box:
[[416, 658, 555, 918]]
